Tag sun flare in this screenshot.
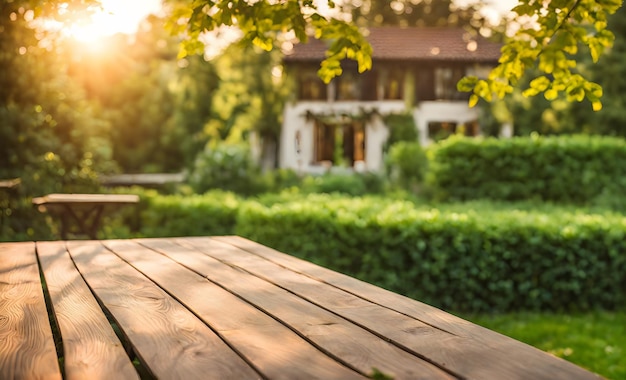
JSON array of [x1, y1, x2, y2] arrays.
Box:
[[61, 0, 162, 45]]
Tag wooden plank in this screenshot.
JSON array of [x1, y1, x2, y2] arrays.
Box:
[[214, 236, 602, 380], [32, 194, 139, 206], [0, 242, 61, 380], [36, 241, 139, 380], [65, 240, 260, 380], [0, 178, 20, 189], [102, 239, 366, 380], [100, 173, 184, 187], [137, 238, 457, 380]]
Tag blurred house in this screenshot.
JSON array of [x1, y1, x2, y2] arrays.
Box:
[[280, 27, 502, 173]]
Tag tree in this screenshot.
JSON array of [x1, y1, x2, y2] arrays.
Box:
[[572, 5, 626, 136], [350, 0, 460, 27], [173, 54, 220, 168], [165, 0, 373, 83], [494, 5, 626, 137], [347, 0, 486, 29], [202, 44, 289, 169], [0, 0, 115, 195], [168, 0, 623, 107], [95, 17, 182, 173], [459, 0, 623, 111], [66, 14, 195, 173]]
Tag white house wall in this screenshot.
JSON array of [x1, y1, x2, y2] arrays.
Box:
[[280, 100, 479, 173], [280, 101, 406, 174], [414, 101, 480, 145]]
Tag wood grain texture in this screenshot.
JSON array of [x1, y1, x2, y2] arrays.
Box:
[[214, 236, 602, 380], [103, 239, 365, 380], [0, 242, 61, 380], [32, 194, 139, 205], [137, 238, 455, 380], [65, 240, 260, 380], [36, 241, 139, 380], [0, 236, 603, 380]]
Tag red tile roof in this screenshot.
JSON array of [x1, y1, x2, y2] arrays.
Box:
[[284, 27, 502, 63]]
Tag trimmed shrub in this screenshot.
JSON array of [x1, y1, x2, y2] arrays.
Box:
[[105, 189, 242, 238], [236, 195, 626, 313], [188, 144, 264, 195], [301, 173, 384, 196], [428, 135, 626, 202], [17, 186, 624, 314], [262, 168, 303, 192], [140, 190, 241, 237], [385, 141, 428, 191], [383, 112, 418, 149]]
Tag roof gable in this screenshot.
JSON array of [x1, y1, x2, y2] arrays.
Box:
[[284, 27, 502, 63]]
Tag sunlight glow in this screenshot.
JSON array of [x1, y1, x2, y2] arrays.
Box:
[[454, 0, 517, 24], [62, 0, 162, 44]]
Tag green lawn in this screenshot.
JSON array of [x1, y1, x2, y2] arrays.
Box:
[[462, 311, 626, 380]]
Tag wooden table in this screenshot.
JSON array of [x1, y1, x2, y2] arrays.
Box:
[[0, 236, 601, 380], [32, 194, 139, 239]]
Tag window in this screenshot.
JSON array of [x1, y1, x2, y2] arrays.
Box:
[[460, 121, 480, 137], [435, 67, 467, 100], [342, 123, 366, 165], [361, 71, 378, 101], [415, 67, 435, 101], [352, 123, 366, 163], [384, 70, 404, 100], [299, 73, 327, 100], [428, 121, 457, 142], [314, 122, 366, 166], [428, 121, 479, 142], [314, 122, 335, 162], [336, 72, 361, 101]]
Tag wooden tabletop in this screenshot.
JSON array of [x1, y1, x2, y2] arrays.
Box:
[[0, 237, 601, 380]]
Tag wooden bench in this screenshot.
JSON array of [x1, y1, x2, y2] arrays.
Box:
[[100, 173, 185, 188], [0, 237, 601, 379], [0, 178, 21, 190], [32, 193, 139, 239]]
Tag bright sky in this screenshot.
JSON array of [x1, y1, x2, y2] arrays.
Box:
[[64, 0, 162, 42], [97, 0, 162, 34]]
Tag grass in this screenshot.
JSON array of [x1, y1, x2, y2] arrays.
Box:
[[462, 310, 626, 380]]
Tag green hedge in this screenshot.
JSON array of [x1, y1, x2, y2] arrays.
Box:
[[236, 195, 626, 313], [102, 188, 242, 238], [428, 135, 626, 202], [8, 187, 624, 314], [139, 190, 241, 237]]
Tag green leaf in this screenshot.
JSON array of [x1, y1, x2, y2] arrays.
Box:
[[529, 76, 551, 92], [457, 76, 479, 92], [539, 52, 557, 74], [592, 101, 603, 111], [468, 94, 479, 108], [566, 86, 585, 102], [252, 35, 273, 51], [585, 82, 603, 99], [545, 89, 559, 101], [512, 4, 536, 16], [550, 0, 572, 8]]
